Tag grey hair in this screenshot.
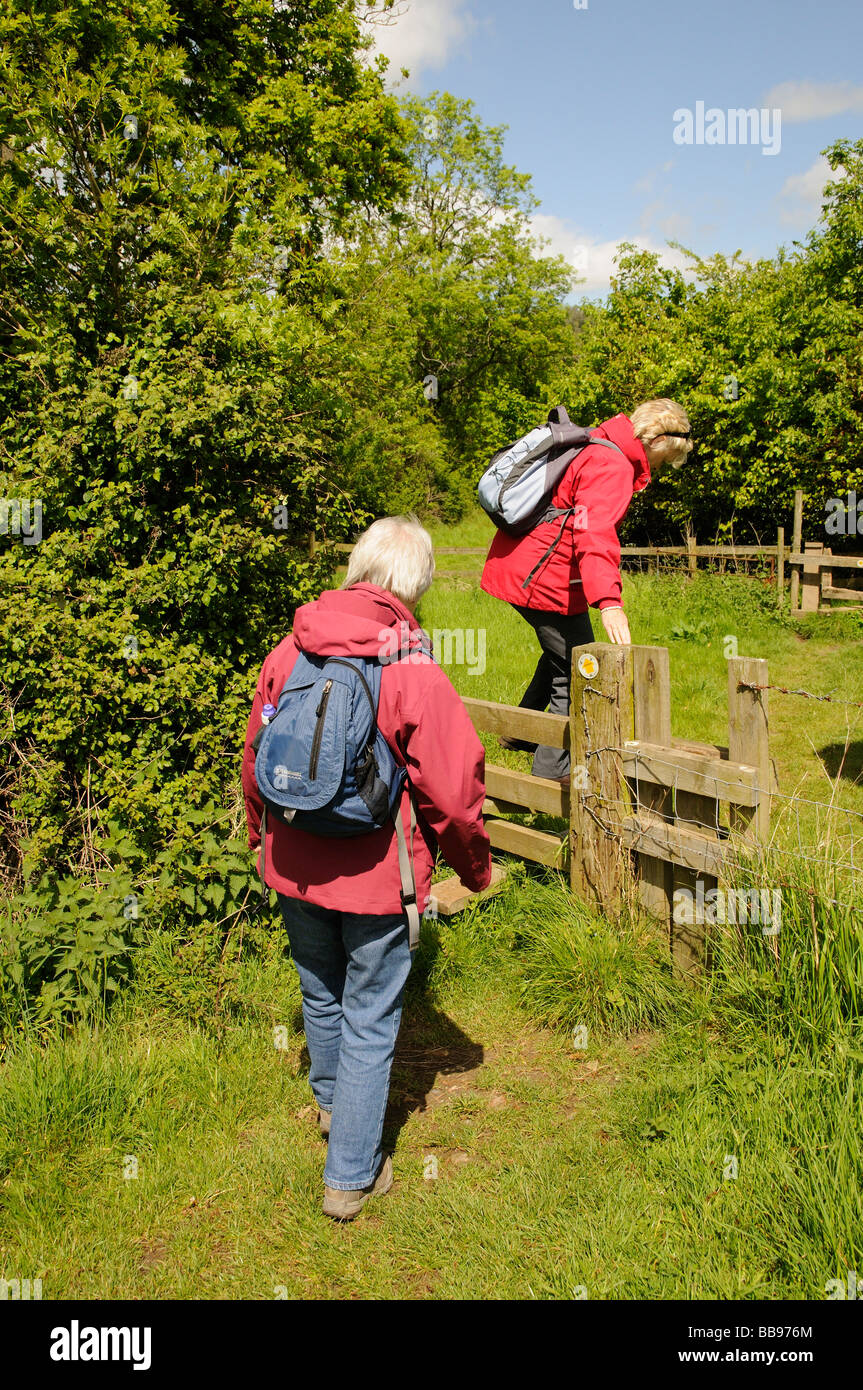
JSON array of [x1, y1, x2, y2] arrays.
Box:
[[343, 515, 435, 610]]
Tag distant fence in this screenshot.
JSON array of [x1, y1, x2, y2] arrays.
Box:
[[462, 644, 772, 974], [323, 490, 863, 610]]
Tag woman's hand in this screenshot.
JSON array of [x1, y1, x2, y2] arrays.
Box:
[[600, 605, 631, 645]]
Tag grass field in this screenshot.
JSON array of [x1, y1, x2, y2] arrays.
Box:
[[1, 513, 862, 1300]]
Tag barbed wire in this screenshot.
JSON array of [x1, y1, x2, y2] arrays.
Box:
[[739, 681, 863, 712]]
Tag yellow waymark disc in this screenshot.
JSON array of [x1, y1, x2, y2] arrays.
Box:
[[577, 653, 599, 679]]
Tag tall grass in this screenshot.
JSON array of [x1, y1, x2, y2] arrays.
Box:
[[501, 876, 700, 1037], [707, 853, 863, 1054]]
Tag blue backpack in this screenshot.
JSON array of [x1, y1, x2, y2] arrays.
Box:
[[253, 649, 423, 948]]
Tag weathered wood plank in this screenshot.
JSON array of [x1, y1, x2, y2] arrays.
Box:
[[429, 863, 507, 916], [620, 812, 728, 877], [630, 646, 673, 928], [623, 741, 759, 806], [620, 545, 780, 558], [822, 586, 863, 602], [482, 796, 529, 818], [727, 656, 771, 843], [485, 764, 567, 816], [671, 735, 729, 760], [570, 643, 634, 906], [801, 541, 823, 612], [790, 489, 803, 612], [788, 553, 863, 569], [485, 818, 567, 868], [461, 697, 569, 750]]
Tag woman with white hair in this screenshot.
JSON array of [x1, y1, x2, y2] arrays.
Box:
[[243, 515, 491, 1220], [481, 399, 693, 780]]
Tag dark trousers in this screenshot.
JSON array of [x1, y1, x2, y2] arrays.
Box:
[[511, 604, 594, 779]]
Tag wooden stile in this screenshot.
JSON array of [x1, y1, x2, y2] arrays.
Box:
[[438, 644, 772, 972], [789, 489, 804, 611]]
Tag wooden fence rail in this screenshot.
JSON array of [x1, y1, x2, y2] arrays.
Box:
[[458, 643, 771, 973]]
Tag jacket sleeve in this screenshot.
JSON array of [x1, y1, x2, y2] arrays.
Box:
[[241, 661, 270, 850], [397, 665, 493, 893], [242, 635, 302, 847], [559, 447, 635, 609]]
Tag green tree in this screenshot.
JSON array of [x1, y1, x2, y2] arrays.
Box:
[[344, 90, 577, 514], [554, 140, 863, 545], [0, 0, 409, 886]]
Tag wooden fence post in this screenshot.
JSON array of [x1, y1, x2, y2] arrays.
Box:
[[727, 657, 771, 844], [629, 646, 673, 933], [801, 541, 823, 612], [776, 526, 785, 607], [789, 489, 803, 611], [687, 533, 697, 580], [570, 642, 633, 909], [822, 547, 833, 606]]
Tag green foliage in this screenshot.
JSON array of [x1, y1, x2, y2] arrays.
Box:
[[0, 0, 414, 903], [1, 868, 141, 1031], [0, 802, 268, 1033], [0, 11, 577, 970], [707, 858, 863, 1055], [345, 90, 576, 514], [2, 0, 863, 1043], [553, 139, 863, 543]]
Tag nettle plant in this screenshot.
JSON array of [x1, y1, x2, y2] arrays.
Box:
[[0, 810, 265, 1033]]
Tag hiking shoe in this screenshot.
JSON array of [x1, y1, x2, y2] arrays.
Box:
[[323, 1156, 393, 1221], [318, 1109, 331, 1140], [498, 736, 536, 753]]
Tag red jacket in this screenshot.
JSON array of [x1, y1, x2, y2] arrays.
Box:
[[241, 583, 492, 915], [480, 413, 650, 615]]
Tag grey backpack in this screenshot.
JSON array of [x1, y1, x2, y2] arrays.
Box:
[[477, 405, 622, 536]]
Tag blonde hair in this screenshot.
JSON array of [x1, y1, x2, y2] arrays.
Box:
[[343, 515, 435, 611], [630, 398, 693, 468]]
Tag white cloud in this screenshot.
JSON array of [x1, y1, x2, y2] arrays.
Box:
[[777, 155, 837, 225], [633, 160, 675, 197], [763, 79, 863, 123], [362, 0, 477, 87], [527, 212, 693, 297], [639, 200, 693, 241]]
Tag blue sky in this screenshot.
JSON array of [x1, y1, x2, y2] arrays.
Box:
[[368, 0, 863, 296]]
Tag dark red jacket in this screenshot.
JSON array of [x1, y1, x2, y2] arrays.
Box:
[[241, 583, 492, 915], [480, 413, 650, 615]]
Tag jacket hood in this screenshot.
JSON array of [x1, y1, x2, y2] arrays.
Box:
[[292, 582, 429, 658], [592, 414, 651, 493]]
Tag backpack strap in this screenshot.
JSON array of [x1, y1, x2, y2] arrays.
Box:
[[520, 438, 626, 590], [521, 509, 573, 589], [393, 793, 420, 951]]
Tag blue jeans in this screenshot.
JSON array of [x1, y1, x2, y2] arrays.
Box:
[[277, 894, 413, 1190]]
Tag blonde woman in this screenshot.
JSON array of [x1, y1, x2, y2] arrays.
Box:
[[481, 399, 693, 780]]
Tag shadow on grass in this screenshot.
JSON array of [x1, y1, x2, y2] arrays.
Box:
[[817, 741, 863, 784]]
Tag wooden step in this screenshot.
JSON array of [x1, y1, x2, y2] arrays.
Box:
[[429, 863, 508, 916]]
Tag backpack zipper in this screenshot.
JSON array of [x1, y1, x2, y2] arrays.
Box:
[[308, 679, 333, 780]]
